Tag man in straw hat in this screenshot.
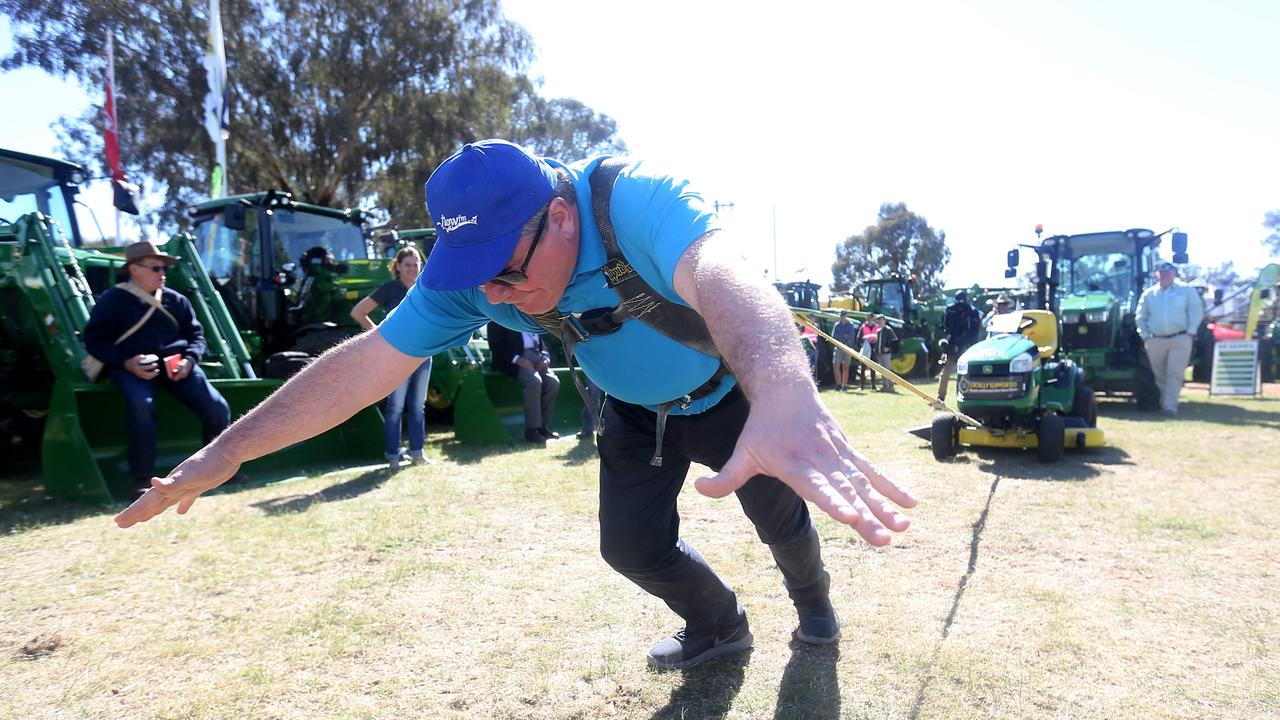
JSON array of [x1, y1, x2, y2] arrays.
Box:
[[115, 141, 915, 671], [83, 241, 230, 494]]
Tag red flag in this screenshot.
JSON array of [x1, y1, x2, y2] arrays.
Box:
[[103, 35, 124, 181], [103, 36, 139, 215]]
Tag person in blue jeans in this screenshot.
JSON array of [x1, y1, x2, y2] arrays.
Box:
[[351, 246, 433, 468], [83, 241, 231, 495]]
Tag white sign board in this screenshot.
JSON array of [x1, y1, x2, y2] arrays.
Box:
[[1210, 340, 1260, 396]]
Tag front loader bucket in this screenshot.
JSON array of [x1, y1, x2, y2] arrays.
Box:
[[42, 378, 383, 504], [452, 367, 585, 445]]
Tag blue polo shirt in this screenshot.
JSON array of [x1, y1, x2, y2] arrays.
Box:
[[379, 156, 736, 414]]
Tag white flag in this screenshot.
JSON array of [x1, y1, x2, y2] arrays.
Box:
[[203, 0, 229, 195]]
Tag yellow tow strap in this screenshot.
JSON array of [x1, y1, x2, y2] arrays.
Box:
[[794, 312, 985, 429]]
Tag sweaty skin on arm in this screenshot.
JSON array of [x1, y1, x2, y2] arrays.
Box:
[[671, 231, 917, 546], [114, 330, 424, 527]]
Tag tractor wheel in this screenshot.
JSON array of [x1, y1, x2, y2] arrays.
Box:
[[931, 413, 960, 461], [263, 351, 313, 380], [1135, 351, 1160, 412], [1072, 384, 1098, 428], [890, 351, 917, 378], [1037, 413, 1065, 463]]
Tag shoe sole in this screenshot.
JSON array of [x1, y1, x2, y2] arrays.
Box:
[[647, 631, 754, 671], [793, 627, 841, 645]]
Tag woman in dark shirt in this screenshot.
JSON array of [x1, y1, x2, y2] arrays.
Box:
[[351, 246, 432, 468]]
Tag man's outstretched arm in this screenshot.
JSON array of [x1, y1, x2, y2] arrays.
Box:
[[115, 329, 425, 527], [672, 232, 916, 546]]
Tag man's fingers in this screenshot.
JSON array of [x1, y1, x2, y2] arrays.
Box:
[[844, 451, 917, 509], [694, 450, 755, 499]]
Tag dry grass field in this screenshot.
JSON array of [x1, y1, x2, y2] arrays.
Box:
[[2, 382, 1278, 719]]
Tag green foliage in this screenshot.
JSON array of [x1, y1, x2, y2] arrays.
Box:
[[830, 202, 951, 296], [0, 0, 626, 230], [1265, 210, 1280, 257]]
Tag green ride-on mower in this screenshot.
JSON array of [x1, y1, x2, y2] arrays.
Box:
[[930, 309, 1105, 463]]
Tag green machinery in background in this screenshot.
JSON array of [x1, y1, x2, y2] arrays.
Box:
[[858, 276, 943, 378], [0, 148, 383, 503], [1003, 227, 1198, 409]]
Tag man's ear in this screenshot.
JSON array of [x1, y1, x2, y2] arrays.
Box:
[[551, 197, 577, 240]]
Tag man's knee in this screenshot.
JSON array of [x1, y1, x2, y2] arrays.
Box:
[[600, 533, 676, 575]]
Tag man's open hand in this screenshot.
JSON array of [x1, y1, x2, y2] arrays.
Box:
[[695, 389, 916, 546], [115, 445, 240, 528]]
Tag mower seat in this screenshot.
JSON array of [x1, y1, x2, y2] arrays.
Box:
[[1019, 309, 1059, 359]]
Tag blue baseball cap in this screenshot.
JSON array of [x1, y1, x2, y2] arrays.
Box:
[[1156, 261, 1176, 271], [421, 139, 558, 291]]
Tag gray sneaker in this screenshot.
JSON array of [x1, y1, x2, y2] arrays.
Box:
[[646, 618, 753, 671]]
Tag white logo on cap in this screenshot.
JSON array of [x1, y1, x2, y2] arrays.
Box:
[[441, 214, 478, 233]]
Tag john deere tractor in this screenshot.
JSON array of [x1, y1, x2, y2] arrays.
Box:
[[931, 309, 1103, 463], [859, 275, 941, 378], [0, 148, 382, 501], [1003, 227, 1198, 409]]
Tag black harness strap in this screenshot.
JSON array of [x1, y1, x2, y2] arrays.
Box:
[[588, 158, 720, 358], [520, 158, 728, 464]]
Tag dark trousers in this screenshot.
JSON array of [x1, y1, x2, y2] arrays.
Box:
[[597, 388, 830, 637], [109, 365, 231, 479]]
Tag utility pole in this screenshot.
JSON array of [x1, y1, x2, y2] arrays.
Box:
[[772, 205, 778, 281]]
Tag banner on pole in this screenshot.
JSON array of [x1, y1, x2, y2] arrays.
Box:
[[203, 0, 230, 196], [1209, 340, 1260, 396]]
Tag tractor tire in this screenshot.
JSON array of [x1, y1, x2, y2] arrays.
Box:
[[1037, 414, 1065, 463], [1135, 350, 1160, 412], [263, 351, 312, 380], [1072, 384, 1098, 428], [931, 413, 960, 461]]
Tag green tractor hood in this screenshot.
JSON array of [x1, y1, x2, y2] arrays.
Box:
[[1058, 292, 1113, 315], [959, 333, 1036, 366]]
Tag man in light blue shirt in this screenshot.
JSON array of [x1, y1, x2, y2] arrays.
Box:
[[116, 140, 917, 672], [1135, 261, 1205, 415]]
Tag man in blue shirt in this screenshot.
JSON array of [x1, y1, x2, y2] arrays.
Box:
[[1136, 261, 1205, 416], [116, 140, 916, 671]]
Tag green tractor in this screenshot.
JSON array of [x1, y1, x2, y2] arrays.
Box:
[[930, 309, 1104, 463], [0, 148, 382, 501], [860, 275, 941, 378], [1003, 227, 1197, 409], [188, 196, 501, 427]]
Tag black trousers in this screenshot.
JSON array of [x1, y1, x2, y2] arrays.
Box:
[[597, 387, 830, 637]]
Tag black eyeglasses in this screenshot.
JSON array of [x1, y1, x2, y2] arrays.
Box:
[[140, 264, 168, 273], [487, 210, 548, 287]]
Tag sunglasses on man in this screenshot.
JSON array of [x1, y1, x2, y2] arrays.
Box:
[[137, 264, 168, 273], [486, 210, 548, 287]]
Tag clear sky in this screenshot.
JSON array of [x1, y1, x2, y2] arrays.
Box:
[[3, 2, 1278, 287]]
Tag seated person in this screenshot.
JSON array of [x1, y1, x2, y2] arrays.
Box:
[[83, 242, 231, 494], [486, 321, 560, 444]]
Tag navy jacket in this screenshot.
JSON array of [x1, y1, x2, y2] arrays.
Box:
[[83, 285, 208, 369], [941, 302, 982, 351]]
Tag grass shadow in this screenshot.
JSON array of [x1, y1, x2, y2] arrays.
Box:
[[1171, 399, 1280, 428], [251, 467, 392, 516], [909, 476, 999, 720], [560, 437, 599, 467], [648, 650, 751, 720], [774, 641, 840, 719], [972, 445, 1132, 481], [437, 439, 550, 466], [0, 476, 111, 536]]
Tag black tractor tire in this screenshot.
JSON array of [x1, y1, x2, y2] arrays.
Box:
[[1037, 414, 1065, 463], [910, 349, 931, 378], [931, 413, 960, 461], [1135, 350, 1161, 412], [1072, 384, 1098, 428], [263, 351, 313, 380]]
